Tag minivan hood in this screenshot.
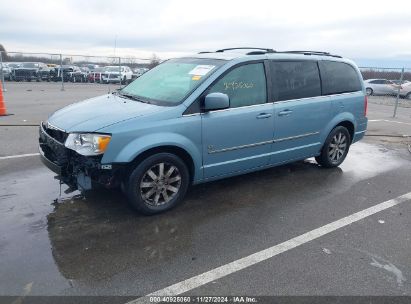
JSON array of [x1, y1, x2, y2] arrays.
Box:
[[48, 94, 162, 132]]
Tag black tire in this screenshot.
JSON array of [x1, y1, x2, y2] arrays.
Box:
[[366, 88, 373, 96], [125, 153, 190, 215], [406, 92, 411, 100], [315, 126, 351, 168]]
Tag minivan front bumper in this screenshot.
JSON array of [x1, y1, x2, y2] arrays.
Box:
[[39, 122, 124, 191]]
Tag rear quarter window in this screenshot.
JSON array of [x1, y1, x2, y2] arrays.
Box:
[[270, 61, 321, 101], [319, 61, 362, 95]]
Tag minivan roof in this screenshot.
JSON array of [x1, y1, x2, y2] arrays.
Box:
[[187, 48, 353, 64]]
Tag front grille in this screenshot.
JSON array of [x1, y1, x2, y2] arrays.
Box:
[[39, 124, 69, 166], [109, 74, 118, 79], [15, 70, 35, 77], [42, 122, 68, 144]]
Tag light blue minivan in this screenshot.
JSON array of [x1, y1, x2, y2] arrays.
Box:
[[39, 48, 368, 214]]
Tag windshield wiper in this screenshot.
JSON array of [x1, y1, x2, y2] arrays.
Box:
[[114, 91, 151, 104]]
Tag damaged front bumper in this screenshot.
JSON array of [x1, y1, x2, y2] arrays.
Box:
[[39, 122, 124, 192]]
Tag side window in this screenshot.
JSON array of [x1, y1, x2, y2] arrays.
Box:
[[208, 63, 267, 108], [319, 61, 362, 95], [270, 61, 321, 101]]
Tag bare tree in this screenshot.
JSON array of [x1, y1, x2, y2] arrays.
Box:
[[149, 53, 161, 69], [0, 44, 8, 60]]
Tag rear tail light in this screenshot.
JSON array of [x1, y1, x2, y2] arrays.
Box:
[[364, 95, 368, 117]]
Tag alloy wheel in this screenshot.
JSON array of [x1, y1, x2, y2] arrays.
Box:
[[328, 132, 347, 163], [139, 162, 182, 206]]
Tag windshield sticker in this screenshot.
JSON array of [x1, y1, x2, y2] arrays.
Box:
[[188, 65, 215, 76], [191, 75, 202, 81]]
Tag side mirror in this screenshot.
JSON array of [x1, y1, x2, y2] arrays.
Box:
[[204, 92, 229, 111]]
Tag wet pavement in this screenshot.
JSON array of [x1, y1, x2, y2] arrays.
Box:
[[1, 141, 411, 297]]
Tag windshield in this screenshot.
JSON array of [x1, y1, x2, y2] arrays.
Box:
[[121, 58, 225, 106], [22, 62, 39, 68], [105, 66, 121, 72]]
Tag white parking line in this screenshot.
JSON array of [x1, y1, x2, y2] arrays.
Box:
[[0, 153, 40, 160], [369, 119, 411, 126], [127, 191, 411, 303]]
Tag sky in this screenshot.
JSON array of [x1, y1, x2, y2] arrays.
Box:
[[1, 0, 411, 67]]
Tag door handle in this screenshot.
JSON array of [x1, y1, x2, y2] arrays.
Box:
[[278, 110, 293, 116], [256, 113, 272, 119]]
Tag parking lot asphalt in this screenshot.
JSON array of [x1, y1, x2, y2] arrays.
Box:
[[0, 82, 411, 299]]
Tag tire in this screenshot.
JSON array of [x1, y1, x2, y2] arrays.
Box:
[[406, 92, 411, 100], [315, 126, 351, 168], [125, 153, 190, 215], [366, 88, 373, 96]]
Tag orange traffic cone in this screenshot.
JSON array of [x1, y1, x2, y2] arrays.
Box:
[[0, 80, 6, 116]]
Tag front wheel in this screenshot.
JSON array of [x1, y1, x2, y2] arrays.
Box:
[[315, 126, 351, 168], [366, 88, 373, 96], [125, 153, 190, 215]]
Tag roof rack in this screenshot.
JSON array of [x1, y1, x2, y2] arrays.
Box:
[[198, 48, 342, 58], [278, 51, 342, 58], [215, 47, 276, 53]]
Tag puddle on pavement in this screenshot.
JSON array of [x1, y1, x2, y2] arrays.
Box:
[[0, 141, 410, 294], [339, 142, 405, 180]]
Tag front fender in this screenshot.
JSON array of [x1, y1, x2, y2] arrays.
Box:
[[321, 112, 356, 143], [102, 132, 203, 181]]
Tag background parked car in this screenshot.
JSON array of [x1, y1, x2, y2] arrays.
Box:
[[364, 79, 400, 96], [101, 66, 133, 84], [87, 67, 104, 83], [52, 65, 74, 82], [5, 62, 21, 80], [1, 63, 12, 81], [391, 80, 410, 85], [69, 66, 88, 83], [399, 82, 411, 99], [13, 62, 52, 82], [131, 67, 149, 80], [79, 67, 90, 82]]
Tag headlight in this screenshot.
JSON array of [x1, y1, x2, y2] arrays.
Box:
[[65, 133, 111, 156]]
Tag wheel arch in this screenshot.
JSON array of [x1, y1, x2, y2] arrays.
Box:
[[322, 113, 357, 144], [128, 145, 196, 183], [336, 120, 355, 142]]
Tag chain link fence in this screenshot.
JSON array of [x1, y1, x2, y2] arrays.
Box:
[[359, 67, 411, 117], [0, 51, 155, 92]]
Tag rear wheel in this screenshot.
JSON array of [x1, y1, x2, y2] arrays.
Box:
[[406, 92, 411, 100], [315, 126, 351, 168], [125, 153, 190, 215], [366, 88, 373, 96]]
